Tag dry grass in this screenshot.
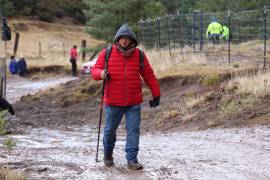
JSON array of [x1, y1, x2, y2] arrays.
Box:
[[144, 47, 254, 78], [184, 95, 205, 108], [0, 167, 25, 180], [227, 71, 270, 97], [0, 18, 104, 68]]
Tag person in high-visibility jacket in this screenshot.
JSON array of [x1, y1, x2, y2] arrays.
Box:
[[206, 18, 223, 43], [221, 25, 230, 40]]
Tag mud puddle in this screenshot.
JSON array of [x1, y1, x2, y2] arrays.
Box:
[[0, 126, 270, 179], [6, 76, 78, 103]]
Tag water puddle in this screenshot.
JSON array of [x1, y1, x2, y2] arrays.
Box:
[[6, 76, 77, 103]]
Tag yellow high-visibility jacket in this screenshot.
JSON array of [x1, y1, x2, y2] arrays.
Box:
[[222, 25, 229, 40], [206, 22, 223, 38]]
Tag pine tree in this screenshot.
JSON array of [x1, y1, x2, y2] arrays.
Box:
[[0, 0, 15, 16], [83, 0, 166, 42]]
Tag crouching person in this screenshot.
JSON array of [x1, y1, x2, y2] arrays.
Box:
[[18, 55, 27, 77], [91, 24, 161, 170]]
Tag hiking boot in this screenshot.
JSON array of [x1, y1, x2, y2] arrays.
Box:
[[103, 155, 114, 167], [127, 161, 143, 170]]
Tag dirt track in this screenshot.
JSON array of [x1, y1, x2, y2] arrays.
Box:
[[0, 74, 270, 179], [1, 124, 269, 179]]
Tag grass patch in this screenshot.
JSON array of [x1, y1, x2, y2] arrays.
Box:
[[218, 99, 239, 117], [0, 111, 8, 135], [3, 138, 16, 151], [201, 73, 220, 87], [227, 72, 270, 97], [0, 167, 25, 180]]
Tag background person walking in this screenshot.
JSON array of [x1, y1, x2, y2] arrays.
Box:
[[91, 24, 161, 170], [206, 17, 223, 44], [69, 45, 78, 76]]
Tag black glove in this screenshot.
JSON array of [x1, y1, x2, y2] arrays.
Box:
[[149, 96, 160, 108], [102, 70, 111, 81], [105, 72, 111, 81]]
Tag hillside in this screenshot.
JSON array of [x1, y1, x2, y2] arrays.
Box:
[[0, 18, 103, 70]]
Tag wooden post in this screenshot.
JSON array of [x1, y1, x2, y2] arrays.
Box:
[[63, 43, 66, 58], [81, 39, 86, 61], [13, 32, 20, 56], [39, 42, 42, 57]]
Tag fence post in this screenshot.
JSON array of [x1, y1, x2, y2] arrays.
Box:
[[228, 10, 231, 65], [139, 19, 145, 49], [39, 41, 42, 57], [157, 17, 161, 50], [147, 19, 151, 49], [193, 12, 196, 52], [81, 39, 86, 62], [237, 15, 240, 44], [63, 43, 66, 58], [173, 17, 176, 50], [263, 6, 267, 69], [177, 11, 182, 51], [200, 10, 203, 52], [13, 32, 20, 56], [167, 15, 171, 55]]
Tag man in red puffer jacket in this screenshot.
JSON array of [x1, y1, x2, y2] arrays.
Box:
[[91, 24, 161, 170]]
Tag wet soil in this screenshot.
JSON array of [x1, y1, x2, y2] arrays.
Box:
[[0, 73, 270, 179]]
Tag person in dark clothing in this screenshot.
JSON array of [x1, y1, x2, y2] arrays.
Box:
[[18, 56, 27, 77], [0, 96, 14, 115], [69, 45, 78, 76], [9, 56, 18, 74]]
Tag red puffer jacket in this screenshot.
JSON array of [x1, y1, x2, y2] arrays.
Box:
[[91, 45, 160, 106]]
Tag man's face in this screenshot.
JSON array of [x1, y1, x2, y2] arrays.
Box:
[[118, 36, 131, 47]]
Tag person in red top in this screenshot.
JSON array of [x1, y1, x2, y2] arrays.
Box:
[[91, 24, 161, 170], [69, 45, 78, 76]]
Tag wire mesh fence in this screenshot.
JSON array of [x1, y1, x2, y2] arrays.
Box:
[[138, 8, 270, 68]]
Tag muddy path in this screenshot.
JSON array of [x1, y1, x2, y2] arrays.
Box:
[[0, 125, 269, 179], [0, 75, 269, 179]]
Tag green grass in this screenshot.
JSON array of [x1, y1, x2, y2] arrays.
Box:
[[0, 111, 8, 136]]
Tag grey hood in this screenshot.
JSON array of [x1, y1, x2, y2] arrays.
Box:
[[114, 24, 138, 46]]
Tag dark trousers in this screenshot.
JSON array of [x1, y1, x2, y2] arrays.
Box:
[[70, 58, 77, 76]]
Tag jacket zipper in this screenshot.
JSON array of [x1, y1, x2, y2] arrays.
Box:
[[124, 57, 127, 105]]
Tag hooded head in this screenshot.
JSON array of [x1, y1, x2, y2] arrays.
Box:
[[114, 24, 138, 47]]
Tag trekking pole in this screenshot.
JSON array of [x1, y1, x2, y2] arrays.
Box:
[[95, 76, 106, 162], [95, 47, 111, 162]]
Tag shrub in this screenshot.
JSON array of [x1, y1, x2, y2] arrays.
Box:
[[54, 9, 65, 19], [202, 73, 220, 87], [38, 12, 54, 23]]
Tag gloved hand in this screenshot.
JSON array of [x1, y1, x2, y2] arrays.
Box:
[[149, 96, 160, 108], [100, 70, 111, 81]]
